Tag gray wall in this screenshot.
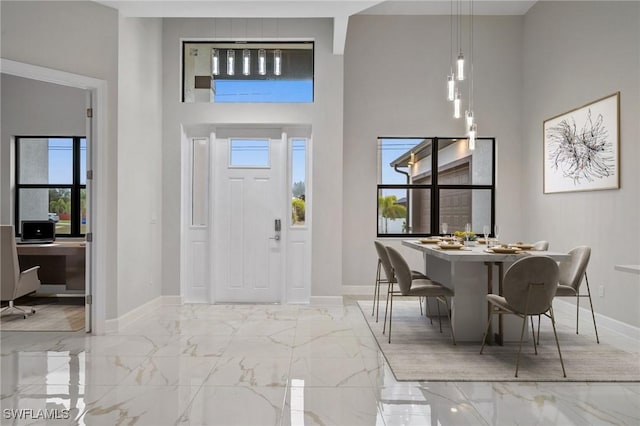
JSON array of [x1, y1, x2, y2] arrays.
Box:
[[342, 15, 524, 286], [161, 18, 344, 300], [117, 16, 164, 316], [1, 1, 117, 320], [1, 75, 86, 225], [521, 1, 640, 327]]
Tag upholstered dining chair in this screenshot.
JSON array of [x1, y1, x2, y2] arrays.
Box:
[[373, 241, 428, 322], [533, 241, 549, 251], [384, 246, 456, 345], [553, 246, 599, 343], [480, 256, 565, 377], [1, 225, 41, 319]]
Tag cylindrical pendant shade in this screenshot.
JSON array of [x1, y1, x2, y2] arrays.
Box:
[[457, 53, 465, 81], [274, 49, 282, 76], [258, 49, 267, 75], [468, 123, 477, 150], [447, 74, 455, 101], [227, 50, 235, 76], [211, 49, 220, 76], [454, 91, 461, 119], [242, 49, 251, 76]]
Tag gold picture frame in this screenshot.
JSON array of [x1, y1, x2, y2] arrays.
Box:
[[543, 92, 620, 194]]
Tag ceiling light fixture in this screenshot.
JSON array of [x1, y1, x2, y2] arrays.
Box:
[[456, 0, 465, 81], [227, 49, 235, 76], [242, 49, 251, 75], [446, 0, 455, 101], [466, 0, 477, 150], [258, 48, 267, 75], [454, 89, 461, 119], [274, 49, 282, 76], [211, 48, 220, 76]]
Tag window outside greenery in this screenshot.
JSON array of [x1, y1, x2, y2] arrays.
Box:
[[15, 137, 87, 237], [377, 137, 495, 237]]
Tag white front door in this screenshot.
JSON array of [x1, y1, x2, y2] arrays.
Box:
[[213, 137, 284, 302]]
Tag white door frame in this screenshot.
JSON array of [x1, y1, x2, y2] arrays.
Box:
[[180, 126, 312, 304], [1, 59, 108, 334]]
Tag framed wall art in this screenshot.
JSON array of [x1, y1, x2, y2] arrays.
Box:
[[543, 92, 620, 194]]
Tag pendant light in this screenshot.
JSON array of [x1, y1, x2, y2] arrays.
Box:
[[467, 0, 477, 150], [468, 123, 477, 150], [227, 49, 235, 76], [454, 90, 461, 119], [457, 52, 465, 81], [274, 49, 282, 76], [211, 49, 220, 76], [242, 49, 251, 75], [211, 20, 219, 76], [465, 110, 474, 127], [456, 0, 464, 81], [447, 74, 455, 101], [258, 48, 267, 76], [446, 0, 455, 101]]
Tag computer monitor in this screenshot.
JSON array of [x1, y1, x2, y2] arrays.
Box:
[[20, 220, 56, 244]]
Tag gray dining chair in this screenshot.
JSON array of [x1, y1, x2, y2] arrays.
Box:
[[554, 246, 599, 343], [533, 241, 549, 251], [373, 241, 428, 322], [480, 256, 565, 377], [384, 246, 456, 344]]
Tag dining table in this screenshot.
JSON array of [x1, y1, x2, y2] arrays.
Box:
[[402, 239, 571, 343]]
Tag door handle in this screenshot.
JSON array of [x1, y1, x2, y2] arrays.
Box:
[[270, 219, 282, 241]]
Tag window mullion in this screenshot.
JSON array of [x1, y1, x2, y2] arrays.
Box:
[[70, 137, 80, 236]]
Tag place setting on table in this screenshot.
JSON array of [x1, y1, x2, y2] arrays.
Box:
[[415, 223, 541, 255]]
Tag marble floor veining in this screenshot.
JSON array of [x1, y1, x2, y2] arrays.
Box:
[[1, 298, 639, 425]]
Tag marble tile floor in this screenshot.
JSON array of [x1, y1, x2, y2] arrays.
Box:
[[1, 298, 639, 425]]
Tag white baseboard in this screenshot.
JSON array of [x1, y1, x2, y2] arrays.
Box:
[[309, 296, 344, 306], [162, 295, 183, 305], [342, 285, 374, 296], [553, 299, 640, 342], [104, 295, 181, 334]]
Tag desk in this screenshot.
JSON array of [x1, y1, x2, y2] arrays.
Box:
[[402, 240, 570, 342], [16, 241, 86, 290]]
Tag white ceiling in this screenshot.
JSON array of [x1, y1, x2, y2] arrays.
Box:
[[97, 0, 537, 17], [95, 0, 538, 53]]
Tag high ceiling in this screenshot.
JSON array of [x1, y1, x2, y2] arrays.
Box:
[[95, 0, 538, 53]]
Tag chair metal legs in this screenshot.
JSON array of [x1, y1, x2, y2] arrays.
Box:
[[536, 273, 600, 345], [372, 260, 382, 322], [386, 294, 455, 345], [582, 273, 600, 343], [481, 306, 565, 378], [0, 300, 36, 319], [549, 306, 567, 377]]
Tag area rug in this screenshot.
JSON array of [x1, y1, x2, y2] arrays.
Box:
[[357, 300, 640, 382], [1, 297, 85, 332]]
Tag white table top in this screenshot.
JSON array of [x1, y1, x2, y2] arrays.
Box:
[[614, 265, 640, 275], [402, 240, 571, 262]]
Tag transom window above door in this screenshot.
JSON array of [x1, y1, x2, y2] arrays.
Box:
[[182, 41, 314, 103], [229, 139, 270, 167]]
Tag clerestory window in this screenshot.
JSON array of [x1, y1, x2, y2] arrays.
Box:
[[182, 41, 314, 103]]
